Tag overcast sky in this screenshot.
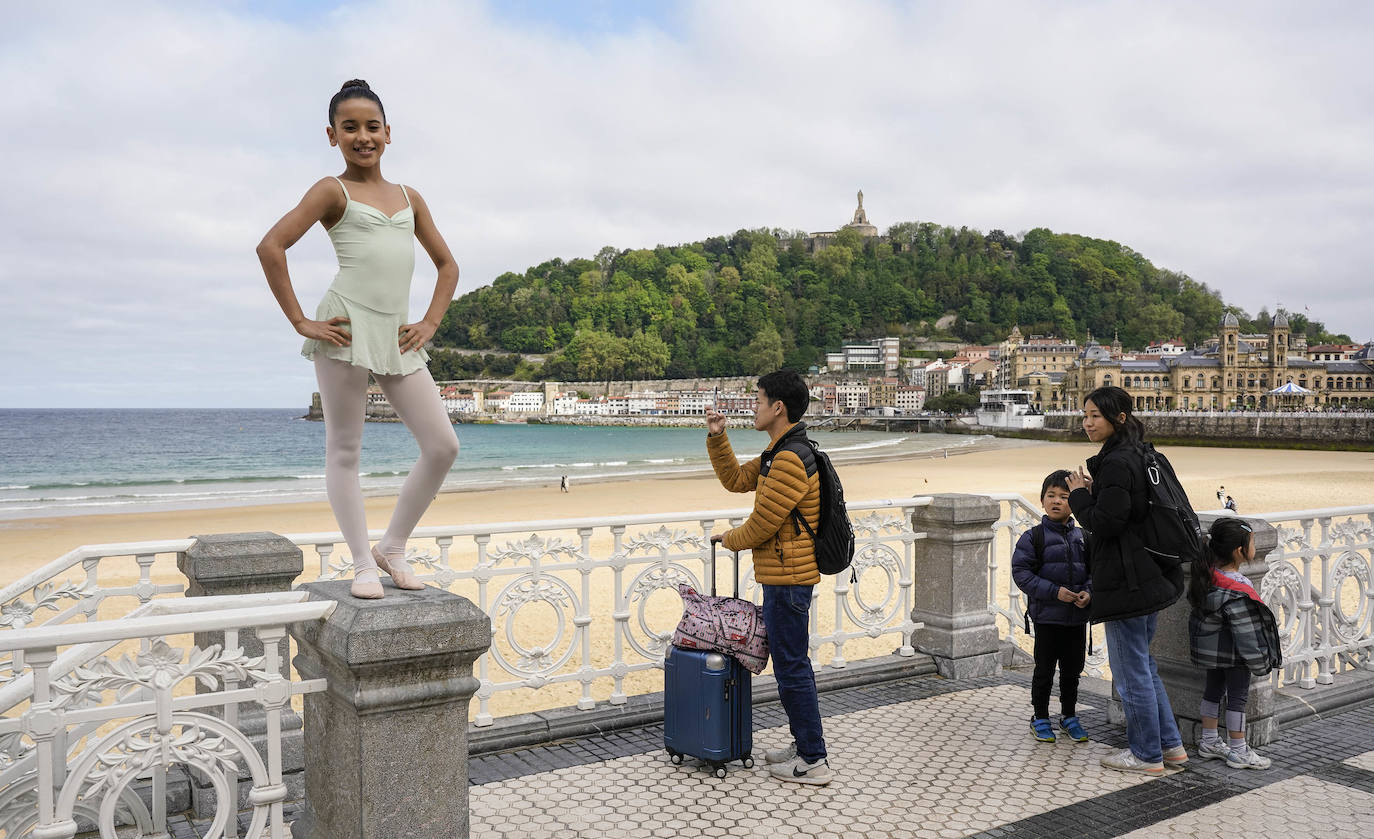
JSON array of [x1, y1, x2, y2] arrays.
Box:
[[3, 0, 1370, 408]]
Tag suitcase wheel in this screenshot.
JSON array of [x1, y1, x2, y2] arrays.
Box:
[[742, 756, 754, 769], [712, 764, 727, 779], [667, 750, 683, 765]]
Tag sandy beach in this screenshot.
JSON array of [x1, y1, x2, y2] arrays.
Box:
[[6, 439, 1373, 719], [5, 440, 1373, 569]]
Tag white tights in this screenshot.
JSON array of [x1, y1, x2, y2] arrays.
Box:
[[314, 355, 459, 578]]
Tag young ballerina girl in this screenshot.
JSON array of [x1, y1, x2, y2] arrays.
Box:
[[258, 79, 460, 599]]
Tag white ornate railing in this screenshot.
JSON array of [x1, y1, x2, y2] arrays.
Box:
[[985, 493, 1109, 680], [1, 542, 191, 696], [0, 592, 333, 839], [287, 497, 932, 726], [0, 542, 191, 634], [1248, 505, 1374, 689]]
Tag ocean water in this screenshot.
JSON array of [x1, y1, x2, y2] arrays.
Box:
[[0, 409, 976, 520]]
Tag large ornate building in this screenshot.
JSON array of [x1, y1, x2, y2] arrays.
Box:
[[1007, 314, 1374, 411]]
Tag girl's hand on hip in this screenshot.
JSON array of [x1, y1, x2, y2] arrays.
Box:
[[399, 320, 436, 353], [297, 316, 351, 346]]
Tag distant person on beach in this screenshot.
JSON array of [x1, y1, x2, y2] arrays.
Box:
[[258, 80, 459, 599], [560, 475, 569, 493], [1065, 386, 1187, 775], [1012, 470, 1091, 745], [705, 370, 830, 786], [1188, 518, 1281, 770], [1224, 496, 1238, 513], [1216, 486, 1225, 503]]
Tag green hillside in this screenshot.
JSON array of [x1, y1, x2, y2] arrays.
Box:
[[429, 223, 1346, 382]]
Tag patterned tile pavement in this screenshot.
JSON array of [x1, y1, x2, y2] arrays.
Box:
[[157, 671, 1374, 837], [470, 685, 1152, 839], [1116, 775, 1374, 838]]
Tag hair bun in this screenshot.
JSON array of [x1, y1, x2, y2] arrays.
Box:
[[340, 79, 370, 92]]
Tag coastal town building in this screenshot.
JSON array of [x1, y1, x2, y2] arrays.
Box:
[[996, 327, 1079, 389], [1308, 344, 1361, 362], [868, 377, 900, 409], [409, 321, 1371, 421], [506, 391, 546, 413], [835, 381, 871, 414], [825, 336, 901, 377], [1057, 314, 1374, 410], [1143, 340, 1188, 356], [895, 385, 926, 412]]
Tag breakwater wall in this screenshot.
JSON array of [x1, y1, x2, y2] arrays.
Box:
[[1044, 413, 1374, 445]]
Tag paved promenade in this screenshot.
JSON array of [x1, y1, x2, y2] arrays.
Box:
[[467, 671, 1374, 839], [169, 669, 1373, 837]]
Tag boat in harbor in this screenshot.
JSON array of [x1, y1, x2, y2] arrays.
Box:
[[974, 389, 1044, 429]]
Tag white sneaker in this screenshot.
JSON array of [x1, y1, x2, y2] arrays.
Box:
[[769, 756, 832, 785], [1163, 745, 1189, 766], [1100, 748, 1164, 775], [764, 743, 797, 764], [1197, 739, 1231, 761], [1225, 747, 1272, 770]]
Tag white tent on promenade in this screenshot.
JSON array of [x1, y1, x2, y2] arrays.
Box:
[[1269, 381, 1311, 394], [1268, 380, 1312, 409]]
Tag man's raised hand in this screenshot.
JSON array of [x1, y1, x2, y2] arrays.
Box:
[[706, 407, 726, 435]]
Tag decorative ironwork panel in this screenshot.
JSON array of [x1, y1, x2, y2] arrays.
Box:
[[288, 498, 932, 726], [1255, 507, 1374, 689], [0, 595, 330, 839]]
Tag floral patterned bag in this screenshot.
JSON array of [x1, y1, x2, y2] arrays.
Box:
[[670, 546, 769, 674]]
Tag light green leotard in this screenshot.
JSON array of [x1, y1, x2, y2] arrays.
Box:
[[301, 176, 429, 375]]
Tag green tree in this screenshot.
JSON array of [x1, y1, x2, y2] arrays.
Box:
[[741, 327, 785, 375]]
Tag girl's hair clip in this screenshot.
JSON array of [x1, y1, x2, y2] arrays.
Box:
[[1238, 523, 1252, 532]]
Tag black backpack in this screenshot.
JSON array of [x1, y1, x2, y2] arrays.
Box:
[[1136, 442, 1203, 571], [777, 436, 856, 578]]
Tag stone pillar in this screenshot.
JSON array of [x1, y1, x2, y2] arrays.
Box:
[[289, 581, 491, 839], [1143, 516, 1279, 746], [910, 494, 1003, 678], [177, 532, 304, 813]]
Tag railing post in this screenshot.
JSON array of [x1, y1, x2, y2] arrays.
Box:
[[289, 581, 491, 839], [177, 532, 305, 816], [1150, 515, 1279, 746], [910, 494, 1003, 678]]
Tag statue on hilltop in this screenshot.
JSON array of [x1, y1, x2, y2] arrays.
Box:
[[852, 190, 869, 226]]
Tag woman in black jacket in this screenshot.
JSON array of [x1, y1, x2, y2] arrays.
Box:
[[1066, 386, 1186, 775]]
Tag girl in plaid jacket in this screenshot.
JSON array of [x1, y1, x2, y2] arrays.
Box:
[[1188, 518, 1282, 770]]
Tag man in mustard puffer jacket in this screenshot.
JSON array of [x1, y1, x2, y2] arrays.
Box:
[[706, 370, 830, 785]]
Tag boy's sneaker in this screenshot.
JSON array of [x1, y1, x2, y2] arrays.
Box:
[[1030, 717, 1056, 743], [1058, 716, 1089, 742], [1100, 748, 1164, 776], [1225, 748, 1271, 770], [764, 743, 797, 764], [1197, 739, 1231, 761], [1163, 745, 1189, 766], [769, 756, 832, 785]]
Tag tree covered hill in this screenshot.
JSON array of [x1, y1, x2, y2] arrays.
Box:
[[430, 223, 1347, 382]]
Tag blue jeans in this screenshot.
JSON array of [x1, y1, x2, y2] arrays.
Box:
[[1104, 613, 1182, 763], [761, 584, 826, 763]]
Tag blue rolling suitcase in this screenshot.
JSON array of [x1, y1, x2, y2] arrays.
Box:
[[663, 545, 754, 778]]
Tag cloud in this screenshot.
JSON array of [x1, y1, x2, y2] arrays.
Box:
[[4, 0, 1372, 408]]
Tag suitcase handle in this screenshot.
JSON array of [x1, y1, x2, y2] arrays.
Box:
[[710, 542, 741, 599]]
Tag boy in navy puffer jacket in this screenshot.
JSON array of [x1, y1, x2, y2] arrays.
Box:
[[1012, 470, 1093, 744]]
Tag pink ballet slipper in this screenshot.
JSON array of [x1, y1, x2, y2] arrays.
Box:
[[372, 545, 425, 590]]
